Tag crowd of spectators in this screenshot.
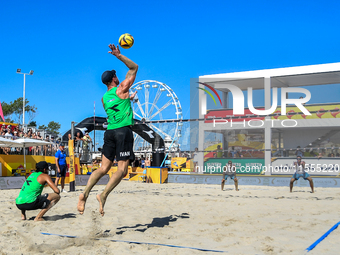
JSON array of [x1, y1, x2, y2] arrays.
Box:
[[0, 124, 59, 156]]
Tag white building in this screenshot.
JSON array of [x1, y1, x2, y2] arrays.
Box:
[[197, 62, 340, 175]]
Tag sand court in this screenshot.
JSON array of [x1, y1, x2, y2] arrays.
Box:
[[1, 181, 340, 254]]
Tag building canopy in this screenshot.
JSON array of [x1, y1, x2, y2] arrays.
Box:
[[199, 62, 340, 91]]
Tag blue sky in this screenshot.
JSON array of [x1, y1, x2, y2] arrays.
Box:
[[1, 0, 340, 135]]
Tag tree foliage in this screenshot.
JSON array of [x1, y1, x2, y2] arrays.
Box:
[[38, 122, 61, 135], [47, 121, 61, 135], [2, 97, 61, 135], [28, 121, 37, 127], [38, 125, 47, 130], [2, 97, 37, 124]]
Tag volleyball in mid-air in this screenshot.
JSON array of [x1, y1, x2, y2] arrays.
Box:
[[118, 33, 134, 49]]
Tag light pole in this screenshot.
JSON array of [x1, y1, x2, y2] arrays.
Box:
[[16, 69, 34, 131]]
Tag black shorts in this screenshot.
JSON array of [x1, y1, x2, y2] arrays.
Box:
[[57, 164, 67, 177], [102, 126, 135, 162], [16, 193, 51, 211]]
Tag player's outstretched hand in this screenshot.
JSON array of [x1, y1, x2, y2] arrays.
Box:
[[130, 91, 137, 101], [108, 44, 121, 57]]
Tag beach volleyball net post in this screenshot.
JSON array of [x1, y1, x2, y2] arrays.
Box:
[[68, 122, 75, 191]]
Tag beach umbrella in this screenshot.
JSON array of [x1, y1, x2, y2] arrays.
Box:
[[14, 138, 51, 147], [0, 137, 21, 147], [8, 138, 52, 169]]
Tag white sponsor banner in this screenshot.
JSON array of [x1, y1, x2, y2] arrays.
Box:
[[168, 173, 340, 187], [238, 177, 262, 185], [0, 177, 26, 190], [171, 174, 198, 184], [75, 174, 110, 186], [271, 158, 340, 176], [203, 176, 221, 184]]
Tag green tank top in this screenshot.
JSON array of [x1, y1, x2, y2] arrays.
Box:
[[103, 87, 134, 130], [16, 172, 44, 204]]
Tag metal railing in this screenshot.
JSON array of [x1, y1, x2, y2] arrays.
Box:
[[0, 135, 58, 156]]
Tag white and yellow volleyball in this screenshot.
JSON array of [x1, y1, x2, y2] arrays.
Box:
[[118, 33, 134, 49]]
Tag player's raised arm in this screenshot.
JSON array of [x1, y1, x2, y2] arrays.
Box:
[[108, 44, 138, 93]]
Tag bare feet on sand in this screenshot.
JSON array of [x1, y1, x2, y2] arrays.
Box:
[[21, 212, 26, 220], [77, 193, 86, 215], [96, 193, 106, 217]]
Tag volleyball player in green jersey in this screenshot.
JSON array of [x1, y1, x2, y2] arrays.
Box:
[[78, 44, 138, 216], [16, 161, 60, 221]]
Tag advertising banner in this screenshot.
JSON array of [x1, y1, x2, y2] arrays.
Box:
[[168, 173, 340, 187], [203, 158, 264, 174], [0, 176, 26, 189], [271, 158, 340, 176], [68, 140, 75, 183], [75, 174, 110, 186]]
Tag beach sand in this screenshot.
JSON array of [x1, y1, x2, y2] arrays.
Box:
[[1, 181, 339, 254]]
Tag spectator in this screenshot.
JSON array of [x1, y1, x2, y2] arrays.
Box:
[[27, 128, 33, 138], [32, 132, 37, 155], [82, 132, 92, 152], [75, 131, 82, 142], [309, 149, 316, 157], [295, 146, 304, 157], [44, 137, 52, 156], [134, 158, 140, 167], [17, 129, 23, 137], [50, 136, 58, 155], [75, 131, 83, 157], [6, 125, 13, 136], [192, 147, 198, 171], [35, 132, 43, 155], [37, 132, 42, 140], [1, 131, 10, 155], [145, 157, 151, 167], [141, 156, 145, 168], [216, 145, 223, 158], [5, 126, 13, 138], [230, 146, 237, 158]]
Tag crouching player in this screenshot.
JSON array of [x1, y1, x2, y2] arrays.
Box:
[[221, 160, 239, 191], [16, 161, 60, 221], [290, 156, 314, 193]]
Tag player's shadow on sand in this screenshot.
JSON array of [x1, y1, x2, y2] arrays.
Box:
[[28, 213, 76, 221], [223, 188, 234, 191], [291, 190, 314, 193], [115, 213, 190, 235]]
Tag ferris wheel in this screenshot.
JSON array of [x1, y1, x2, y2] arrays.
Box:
[[130, 80, 183, 151]]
